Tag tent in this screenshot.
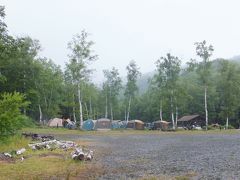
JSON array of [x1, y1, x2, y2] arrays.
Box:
[[83, 119, 96, 131], [152, 120, 170, 130], [48, 118, 63, 127], [127, 120, 144, 130], [111, 120, 122, 129], [63, 119, 76, 129], [96, 118, 111, 129]]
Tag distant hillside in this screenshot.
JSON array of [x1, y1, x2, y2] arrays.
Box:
[[136, 71, 155, 94], [136, 55, 240, 94], [231, 55, 240, 62]]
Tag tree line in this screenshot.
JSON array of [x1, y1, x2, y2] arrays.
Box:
[[1, 6, 240, 133]]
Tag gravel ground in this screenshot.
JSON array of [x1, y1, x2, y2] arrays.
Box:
[[58, 132, 240, 180]]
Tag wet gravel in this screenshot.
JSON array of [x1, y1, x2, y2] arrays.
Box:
[[58, 133, 240, 179]]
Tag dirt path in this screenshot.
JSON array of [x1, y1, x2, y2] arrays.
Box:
[[57, 132, 240, 179]]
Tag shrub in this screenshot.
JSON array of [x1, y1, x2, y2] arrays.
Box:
[[227, 125, 235, 129], [0, 92, 29, 137]]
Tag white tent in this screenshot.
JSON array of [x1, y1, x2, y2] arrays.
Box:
[[48, 118, 63, 127]]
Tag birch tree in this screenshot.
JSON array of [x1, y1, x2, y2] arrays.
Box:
[[195, 40, 214, 130], [103, 67, 122, 121], [125, 60, 140, 123], [217, 60, 240, 129], [102, 82, 109, 119], [33, 58, 63, 122], [152, 59, 167, 121], [66, 30, 98, 129], [155, 53, 181, 129], [80, 82, 99, 120], [64, 67, 77, 122]]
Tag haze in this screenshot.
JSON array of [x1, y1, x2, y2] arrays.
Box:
[[2, 0, 240, 82]]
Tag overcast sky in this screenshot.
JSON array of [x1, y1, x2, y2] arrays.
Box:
[[2, 0, 240, 82]]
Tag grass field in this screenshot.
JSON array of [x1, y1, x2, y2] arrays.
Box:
[[22, 127, 240, 136], [0, 133, 94, 180]]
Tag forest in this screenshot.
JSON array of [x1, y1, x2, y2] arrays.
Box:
[[1, 5, 240, 135]]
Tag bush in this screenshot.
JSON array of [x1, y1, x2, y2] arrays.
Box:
[[227, 125, 235, 129], [21, 116, 35, 128], [0, 134, 30, 152], [0, 92, 29, 137], [206, 125, 215, 130], [206, 124, 235, 130]]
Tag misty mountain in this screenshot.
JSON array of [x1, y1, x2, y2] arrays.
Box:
[[136, 55, 240, 94], [136, 71, 155, 94], [231, 55, 240, 62]]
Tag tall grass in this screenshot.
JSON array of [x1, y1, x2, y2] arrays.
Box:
[[0, 135, 31, 152]]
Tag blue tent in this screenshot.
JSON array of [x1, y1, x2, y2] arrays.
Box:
[[111, 120, 127, 129], [111, 120, 121, 129], [82, 119, 96, 131]]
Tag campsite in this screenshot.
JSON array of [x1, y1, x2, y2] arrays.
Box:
[[2, 1, 240, 179]]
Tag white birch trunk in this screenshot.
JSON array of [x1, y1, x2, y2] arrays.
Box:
[[171, 110, 175, 130], [72, 94, 76, 123], [109, 87, 113, 121], [226, 116, 229, 129], [204, 86, 208, 130], [175, 106, 178, 128], [38, 104, 42, 124], [110, 103, 113, 129], [77, 84, 83, 129], [110, 103, 113, 121], [73, 106, 76, 123], [105, 95, 108, 118], [171, 91, 175, 130], [160, 100, 163, 121], [124, 108, 127, 121], [126, 96, 132, 123]]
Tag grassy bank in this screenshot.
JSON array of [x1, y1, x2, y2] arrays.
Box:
[[0, 135, 93, 180]]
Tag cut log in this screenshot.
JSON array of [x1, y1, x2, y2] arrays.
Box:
[[78, 152, 85, 161], [85, 150, 94, 161], [16, 148, 26, 155], [71, 148, 85, 161], [3, 153, 12, 158]]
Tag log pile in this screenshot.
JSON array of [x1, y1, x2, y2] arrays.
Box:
[[28, 140, 93, 161], [28, 140, 76, 151], [1, 133, 94, 162], [22, 132, 54, 142]]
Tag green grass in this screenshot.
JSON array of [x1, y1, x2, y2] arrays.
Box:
[[0, 135, 92, 180], [0, 135, 31, 153], [22, 127, 240, 137], [0, 155, 86, 180]]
